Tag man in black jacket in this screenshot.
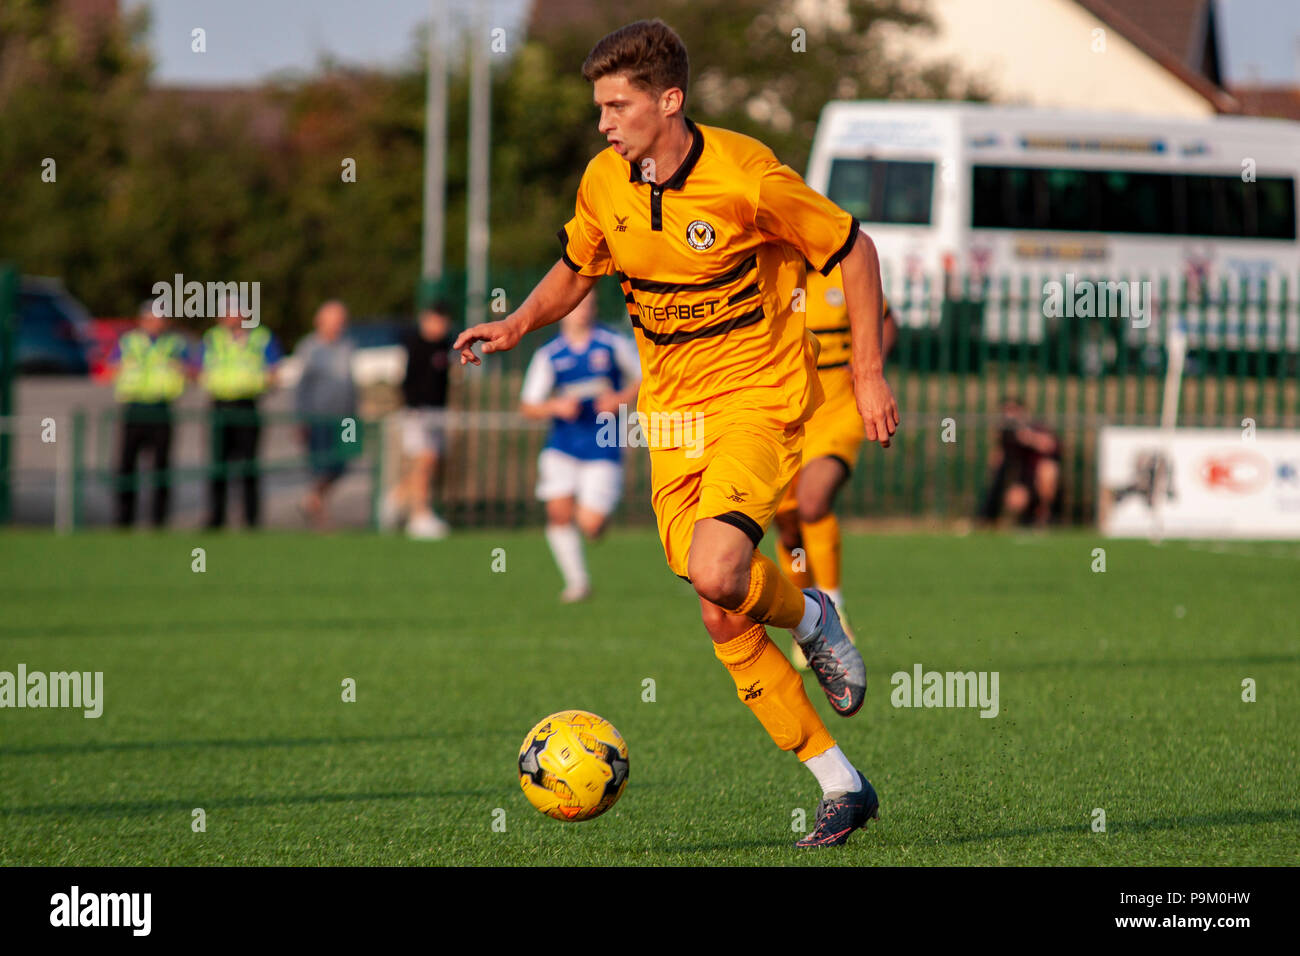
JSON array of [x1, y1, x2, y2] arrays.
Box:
[[385, 302, 455, 538]]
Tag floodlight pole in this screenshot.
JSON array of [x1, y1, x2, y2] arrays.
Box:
[[465, 0, 491, 330], [420, 0, 447, 293]]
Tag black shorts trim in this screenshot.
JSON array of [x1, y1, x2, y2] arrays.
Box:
[[827, 454, 853, 477], [816, 360, 850, 370], [712, 510, 764, 547]]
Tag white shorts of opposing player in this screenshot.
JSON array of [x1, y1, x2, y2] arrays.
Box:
[[537, 449, 624, 603], [401, 408, 446, 457], [536, 449, 623, 514], [385, 409, 450, 539]]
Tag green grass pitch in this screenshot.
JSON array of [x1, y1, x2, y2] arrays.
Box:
[[0, 528, 1296, 866]]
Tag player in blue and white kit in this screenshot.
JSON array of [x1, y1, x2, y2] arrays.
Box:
[[520, 291, 641, 602]]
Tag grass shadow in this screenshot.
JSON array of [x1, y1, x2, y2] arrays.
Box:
[[929, 807, 1300, 846], [0, 787, 504, 818]]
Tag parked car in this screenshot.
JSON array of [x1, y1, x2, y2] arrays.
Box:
[[87, 317, 137, 383], [2, 277, 98, 375]]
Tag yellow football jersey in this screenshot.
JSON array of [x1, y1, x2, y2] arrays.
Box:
[[804, 264, 891, 372], [558, 118, 858, 441]]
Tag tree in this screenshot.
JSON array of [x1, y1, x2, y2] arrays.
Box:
[[0, 0, 984, 341]]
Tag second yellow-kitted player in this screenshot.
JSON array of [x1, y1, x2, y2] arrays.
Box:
[[775, 262, 898, 667]]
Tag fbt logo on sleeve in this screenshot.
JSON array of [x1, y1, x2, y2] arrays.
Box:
[[49, 886, 151, 936]]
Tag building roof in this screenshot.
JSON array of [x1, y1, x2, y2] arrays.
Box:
[[525, 0, 1241, 113], [1056, 0, 1238, 112], [1229, 85, 1300, 121]]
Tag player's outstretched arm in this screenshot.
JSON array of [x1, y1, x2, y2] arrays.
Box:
[[840, 231, 900, 448], [454, 261, 597, 366]]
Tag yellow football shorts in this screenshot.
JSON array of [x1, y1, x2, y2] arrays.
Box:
[[650, 413, 805, 579], [777, 370, 865, 514]]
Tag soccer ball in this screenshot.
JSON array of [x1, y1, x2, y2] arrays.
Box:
[[518, 709, 629, 822]]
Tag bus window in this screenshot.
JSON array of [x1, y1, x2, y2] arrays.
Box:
[[1183, 174, 1217, 236], [973, 163, 1297, 240], [881, 161, 935, 224], [827, 158, 935, 225], [1045, 168, 1092, 231], [1099, 171, 1172, 234], [1256, 178, 1298, 239], [826, 158, 873, 221]]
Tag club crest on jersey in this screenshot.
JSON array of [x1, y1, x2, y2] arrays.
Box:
[[686, 220, 715, 251]]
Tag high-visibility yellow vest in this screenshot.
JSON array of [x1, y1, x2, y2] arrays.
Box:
[[115, 330, 188, 403], [201, 326, 271, 400]]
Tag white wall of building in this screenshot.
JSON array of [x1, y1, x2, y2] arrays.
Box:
[[881, 0, 1216, 117]]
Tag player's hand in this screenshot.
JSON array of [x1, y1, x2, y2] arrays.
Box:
[[454, 318, 522, 366], [594, 392, 622, 415], [855, 373, 900, 449], [552, 396, 582, 421]]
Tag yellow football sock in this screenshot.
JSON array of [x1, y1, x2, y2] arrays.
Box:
[[733, 551, 807, 629], [714, 622, 835, 760], [777, 537, 814, 590], [801, 513, 842, 591]]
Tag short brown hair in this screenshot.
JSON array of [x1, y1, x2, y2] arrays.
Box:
[[581, 19, 689, 99]]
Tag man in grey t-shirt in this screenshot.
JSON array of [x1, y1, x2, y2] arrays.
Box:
[[294, 300, 357, 527]]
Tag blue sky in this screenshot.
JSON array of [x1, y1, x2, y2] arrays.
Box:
[[130, 0, 1300, 87], [129, 0, 531, 83]]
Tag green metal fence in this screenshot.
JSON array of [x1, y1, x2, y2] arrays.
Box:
[[25, 268, 1300, 530], [68, 407, 386, 530], [0, 264, 16, 524]]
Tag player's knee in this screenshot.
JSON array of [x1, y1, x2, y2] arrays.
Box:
[[1005, 484, 1029, 514], [796, 495, 832, 525], [578, 515, 606, 540], [688, 556, 749, 609], [1036, 462, 1060, 496], [545, 498, 575, 525], [698, 598, 731, 632]]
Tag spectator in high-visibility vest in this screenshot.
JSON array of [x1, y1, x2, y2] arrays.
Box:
[[110, 299, 190, 527], [200, 306, 282, 529]]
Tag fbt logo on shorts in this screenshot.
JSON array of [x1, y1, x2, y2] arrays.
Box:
[[50, 886, 151, 936]]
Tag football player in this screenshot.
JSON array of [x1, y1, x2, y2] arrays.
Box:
[[520, 290, 641, 602], [456, 19, 899, 847], [775, 264, 899, 667]]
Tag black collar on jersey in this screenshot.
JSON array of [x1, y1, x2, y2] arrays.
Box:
[[627, 116, 703, 189]]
